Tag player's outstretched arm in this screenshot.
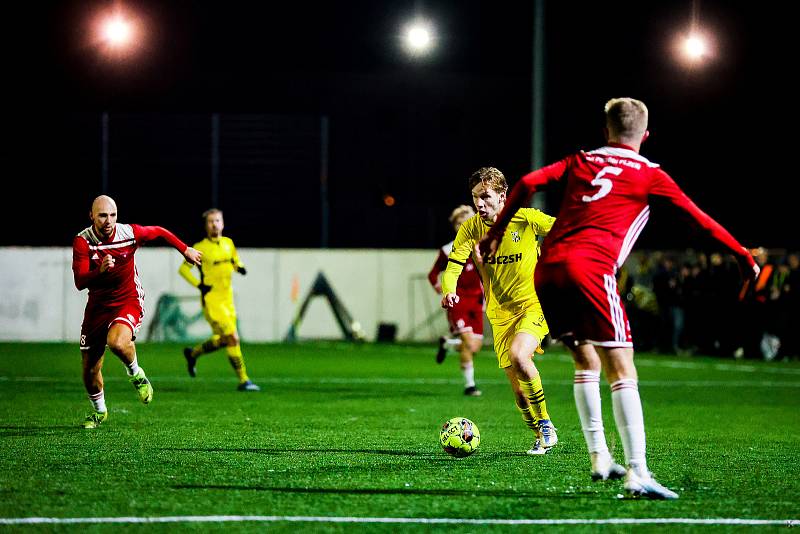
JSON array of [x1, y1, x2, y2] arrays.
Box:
[[650, 171, 758, 283], [479, 159, 569, 262], [132, 225, 199, 262], [183, 247, 202, 266], [476, 235, 499, 263]]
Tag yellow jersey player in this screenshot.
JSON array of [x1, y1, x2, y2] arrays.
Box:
[[179, 209, 260, 391], [441, 167, 557, 454]]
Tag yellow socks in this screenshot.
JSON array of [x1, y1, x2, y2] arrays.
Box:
[[192, 335, 223, 357], [226, 344, 249, 383], [518, 374, 551, 422]]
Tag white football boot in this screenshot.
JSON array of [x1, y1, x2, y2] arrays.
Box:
[[590, 452, 627, 481], [624, 469, 679, 500], [526, 420, 558, 455]]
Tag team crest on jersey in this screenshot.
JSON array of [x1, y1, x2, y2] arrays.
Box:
[[511, 231, 520, 243]]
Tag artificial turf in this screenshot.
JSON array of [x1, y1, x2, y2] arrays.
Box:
[[1, 341, 798, 531]]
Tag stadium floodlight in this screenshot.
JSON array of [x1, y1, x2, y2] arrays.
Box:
[[674, 0, 713, 67], [102, 15, 133, 48], [684, 34, 707, 61], [90, 6, 144, 59], [402, 19, 435, 57], [674, 30, 713, 67]]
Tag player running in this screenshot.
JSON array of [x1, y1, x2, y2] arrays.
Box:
[[73, 195, 202, 429], [428, 205, 484, 396], [442, 167, 558, 455], [179, 209, 259, 391], [479, 98, 759, 499]]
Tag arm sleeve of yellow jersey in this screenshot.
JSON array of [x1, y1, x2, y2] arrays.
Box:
[[178, 261, 201, 288], [232, 242, 245, 270], [529, 209, 556, 236], [441, 223, 475, 295]]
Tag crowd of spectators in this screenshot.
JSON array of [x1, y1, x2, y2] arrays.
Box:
[[619, 249, 799, 360]]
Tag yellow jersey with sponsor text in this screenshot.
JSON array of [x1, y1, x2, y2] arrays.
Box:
[[442, 209, 555, 320]]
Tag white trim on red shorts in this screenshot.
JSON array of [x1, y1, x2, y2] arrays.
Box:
[[110, 316, 141, 334], [582, 339, 634, 348], [603, 274, 627, 343]]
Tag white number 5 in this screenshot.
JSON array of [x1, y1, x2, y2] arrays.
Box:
[[582, 166, 622, 203]]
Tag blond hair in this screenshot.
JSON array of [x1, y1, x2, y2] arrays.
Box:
[[468, 167, 508, 194], [604, 98, 648, 144], [448, 205, 475, 224], [202, 208, 223, 221]]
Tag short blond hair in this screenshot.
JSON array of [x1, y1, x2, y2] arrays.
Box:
[[202, 208, 222, 221], [605, 98, 648, 144], [448, 205, 475, 224], [468, 167, 508, 194]]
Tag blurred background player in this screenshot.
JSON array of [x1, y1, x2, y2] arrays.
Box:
[[180, 209, 259, 391], [442, 167, 558, 454], [480, 97, 760, 499], [179, 209, 259, 391], [428, 205, 484, 396], [73, 195, 202, 428]]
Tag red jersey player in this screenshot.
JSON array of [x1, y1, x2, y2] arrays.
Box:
[[428, 205, 484, 396], [73, 195, 202, 428], [479, 98, 759, 499]]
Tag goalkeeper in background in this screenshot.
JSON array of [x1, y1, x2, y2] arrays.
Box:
[[179, 209, 260, 391]]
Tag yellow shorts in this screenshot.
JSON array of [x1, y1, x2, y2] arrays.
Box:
[[490, 306, 549, 369], [203, 298, 238, 337]]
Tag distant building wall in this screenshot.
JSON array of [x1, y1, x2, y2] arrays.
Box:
[[0, 247, 448, 343]]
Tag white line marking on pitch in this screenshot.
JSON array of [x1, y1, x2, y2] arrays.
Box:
[[2, 376, 800, 388], [0, 516, 797, 526]]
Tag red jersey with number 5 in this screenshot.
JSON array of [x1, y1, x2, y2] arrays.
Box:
[[500, 143, 751, 269]]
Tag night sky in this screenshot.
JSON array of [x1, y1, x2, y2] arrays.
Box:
[[14, 0, 795, 250]]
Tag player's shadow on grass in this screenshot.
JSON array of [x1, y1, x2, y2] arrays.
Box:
[[171, 485, 566, 498], [163, 446, 442, 458], [0, 425, 77, 437]]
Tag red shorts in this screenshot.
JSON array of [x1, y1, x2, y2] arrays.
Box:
[[79, 299, 143, 352], [447, 293, 484, 337], [534, 260, 632, 347]]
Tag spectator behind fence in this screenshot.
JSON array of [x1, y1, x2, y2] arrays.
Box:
[[652, 256, 685, 355]]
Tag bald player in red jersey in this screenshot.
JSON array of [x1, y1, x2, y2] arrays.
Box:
[[73, 195, 202, 428], [479, 98, 759, 500]]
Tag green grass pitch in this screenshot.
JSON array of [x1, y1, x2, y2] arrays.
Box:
[[1, 341, 798, 531]]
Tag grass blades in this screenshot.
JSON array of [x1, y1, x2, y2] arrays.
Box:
[[1, 342, 798, 529]]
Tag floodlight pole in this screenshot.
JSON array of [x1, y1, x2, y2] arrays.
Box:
[[530, 0, 546, 211], [320, 116, 330, 248], [101, 112, 109, 193], [211, 113, 220, 208]]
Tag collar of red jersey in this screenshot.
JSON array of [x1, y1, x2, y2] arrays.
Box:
[[607, 142, 636, 151], [91, 225, 116, 243]]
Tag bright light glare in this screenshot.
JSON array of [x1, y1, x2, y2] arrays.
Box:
[[407, 26, 430, 50], [403, 21, 434, 56], [673, 28, 714, 68], [684, 35, 707, 59], [90, 8, 144, 59], [102, 16, 132, 46]]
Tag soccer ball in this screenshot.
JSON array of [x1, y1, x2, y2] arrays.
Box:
[[439, 417, 480, 457]]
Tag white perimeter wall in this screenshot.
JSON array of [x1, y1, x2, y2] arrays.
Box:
[[0, 247, 451, 343]]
